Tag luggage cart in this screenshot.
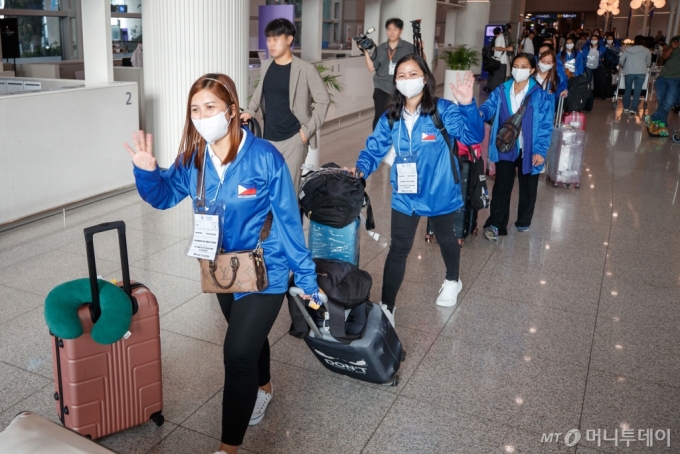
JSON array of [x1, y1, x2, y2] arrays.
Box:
[[612, 68, 651, 114]]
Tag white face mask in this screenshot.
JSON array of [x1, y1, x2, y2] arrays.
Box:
[[566, 43, 574, 50], [192, 111, 231, 144], [512, 68, 532, 83], [607, 39, 614, 44], [538, 62, 554, 72], [396, 77, 425, 99], [591, 40, 598, 46]]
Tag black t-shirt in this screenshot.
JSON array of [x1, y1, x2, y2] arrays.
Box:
[[262, 61, 301, 142]]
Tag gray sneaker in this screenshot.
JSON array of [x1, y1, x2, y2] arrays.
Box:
[[484, 226, 499, 241]]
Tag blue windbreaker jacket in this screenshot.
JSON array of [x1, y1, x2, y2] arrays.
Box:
[[355, 98, 485, 217], [559, 50, 584, 77], [133, 127, 318, 299], [479, 78, 553, 175]]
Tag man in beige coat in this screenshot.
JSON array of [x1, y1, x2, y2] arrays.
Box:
[[241, 18, 330, 191]]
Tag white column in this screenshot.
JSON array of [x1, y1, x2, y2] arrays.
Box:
[[380, 0, 438, 67], [456, 0, 491, 74], [673, 0, 680, 37], [81, 0, 113, 85], [444, 9, 458, 46], [364, 0, 382, 39], [666, 0, 676, 40], [302, 0, 323, 62], [142, 0, 249, 168]]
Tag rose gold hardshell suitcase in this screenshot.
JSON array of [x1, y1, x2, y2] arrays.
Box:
[[50, 222, 164, 439]]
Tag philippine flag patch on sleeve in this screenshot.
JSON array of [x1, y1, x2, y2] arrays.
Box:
[[421, 132, 436, 142], [238, 184, 257, 198]]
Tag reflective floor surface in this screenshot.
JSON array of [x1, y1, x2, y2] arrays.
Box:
[[0, 90, 678, 453]]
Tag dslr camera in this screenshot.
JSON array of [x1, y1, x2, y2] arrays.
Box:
[[354, 27, 376, 53]]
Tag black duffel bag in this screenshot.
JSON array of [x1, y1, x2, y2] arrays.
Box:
[[287, 258, 373, 343], [299, 163, 375, 230]]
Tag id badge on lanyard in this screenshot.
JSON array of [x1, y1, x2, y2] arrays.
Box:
[[388, 46, 397, 75], [395, 115, 418, 194], [186, 152, 226, 261]]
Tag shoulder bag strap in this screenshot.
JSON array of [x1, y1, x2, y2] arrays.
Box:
[[196, 152, 206, 211], [431, 99, 460, 184]]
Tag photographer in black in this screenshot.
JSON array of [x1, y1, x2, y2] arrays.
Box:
[[360, 18, 415, 130]]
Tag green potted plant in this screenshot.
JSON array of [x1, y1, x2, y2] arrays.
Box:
[[439, 45, 481, 102]]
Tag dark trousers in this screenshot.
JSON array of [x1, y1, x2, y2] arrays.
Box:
[[585, 67, 595, 85], [382, 209, 460, 309], [484, 156, 539, 236], [372, 88, 391, 130], [217, 292, 284, 446], [486, 63, 507, 93]]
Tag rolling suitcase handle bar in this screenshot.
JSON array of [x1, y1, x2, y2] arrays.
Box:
[[555, 96, 564, 128], [289, 287, 328, 339], [83, 221, 136, 323]]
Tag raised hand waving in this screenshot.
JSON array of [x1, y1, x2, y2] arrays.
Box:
[[124, 131, 157, 171]]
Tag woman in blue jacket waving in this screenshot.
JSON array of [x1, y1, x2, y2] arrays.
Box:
[[124, 73, 319, 454], [351, 54, 484, 324], [480, 53, 553, 241]]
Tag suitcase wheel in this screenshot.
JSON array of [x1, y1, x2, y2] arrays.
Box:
[[389, 375, 400, 387], [151, 412, 165, 427], [575, 183, 581, 189], [566, 183, 571, 189], [553, 181, 560, 188], [401, 349, 407, 362]]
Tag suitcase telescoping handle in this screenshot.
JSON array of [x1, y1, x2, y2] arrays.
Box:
[[83, 221, 134, 323], [555, 96, 564, 128], [289, 287, 327, 339]]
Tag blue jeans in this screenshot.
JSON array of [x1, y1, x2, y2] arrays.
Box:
[[650, 76, 680, 124], [585, 67, 596, 84], [623, 74, 646, 111]]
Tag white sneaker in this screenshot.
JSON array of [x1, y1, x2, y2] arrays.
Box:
[[378, 302, 395, 328], [213, 451, 227, 454], [435, 279, 463, 307], [249, 385, 273, 426]]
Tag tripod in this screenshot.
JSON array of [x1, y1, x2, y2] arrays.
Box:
[[411, 19, 424, 57]]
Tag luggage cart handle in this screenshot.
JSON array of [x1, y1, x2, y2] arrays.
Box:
[[289, 287, 327, 339]]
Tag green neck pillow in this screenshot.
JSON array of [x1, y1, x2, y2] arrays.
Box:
[[44, 278, 132, 345]]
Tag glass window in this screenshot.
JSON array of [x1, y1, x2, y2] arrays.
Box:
[[1, 15, 62, 61], [111, 17, 141, 59], [0, 0, 61, 11], [110, 0, 142, 14]]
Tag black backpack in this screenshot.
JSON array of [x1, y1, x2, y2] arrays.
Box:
[[565, 75, 591, 112], [299, 163, 375, 230], [287, 258, 373, 343]]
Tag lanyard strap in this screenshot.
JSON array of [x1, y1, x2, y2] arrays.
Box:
[[195, 147, 273, 245], [387, 45, 397, 62]]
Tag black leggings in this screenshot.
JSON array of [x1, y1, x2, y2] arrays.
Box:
[[217, 292, 284, 446], [381, 209, 461, 310]]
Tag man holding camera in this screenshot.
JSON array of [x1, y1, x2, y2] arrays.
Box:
[[360, 18, 415, 130]]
